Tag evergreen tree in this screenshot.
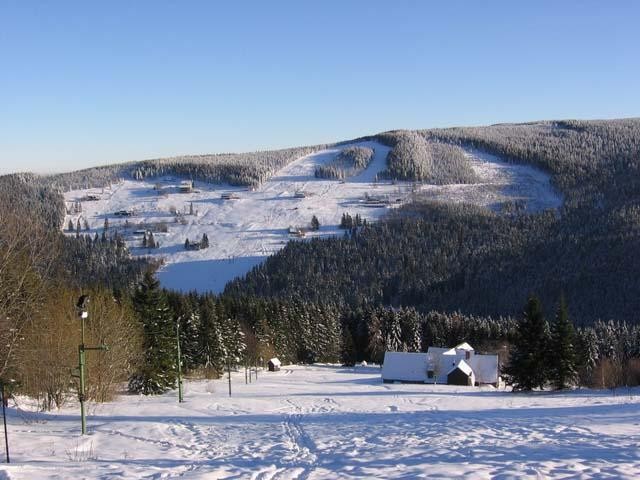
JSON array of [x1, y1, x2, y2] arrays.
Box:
[[503, 295, 550, 391], [68, 219, 74, 232], [184, 238, 189, 250], [189, 202, 194, 215], [549, 297, 578, 389], [128, 271, 177, 394], [310, 215, 320, 231], [102, 218, 109, 242], [341, 327, 357, 366], [198, 297, 226, 376], [201, 233, 209, 249]]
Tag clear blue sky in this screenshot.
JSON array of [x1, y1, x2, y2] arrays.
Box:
[[1, 1, 638, 174]]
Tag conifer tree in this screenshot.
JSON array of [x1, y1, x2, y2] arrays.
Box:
[[503, 295, 550, 391], [549, 297, 577, 389], [68, 219, 74, 232], [201, 233, 209, 249], [198, 297, 226, 376], [128, 271, 177, 394], [310, 215, 320, 231], [341, 327, 357, 366]]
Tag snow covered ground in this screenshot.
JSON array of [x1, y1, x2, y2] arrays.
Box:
[[2, 365, 639, 479], [62, 143, 561, 292]]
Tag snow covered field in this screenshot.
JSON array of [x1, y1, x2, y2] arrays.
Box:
[[63, 143, 561, 292], [2, 365, 639, 479]]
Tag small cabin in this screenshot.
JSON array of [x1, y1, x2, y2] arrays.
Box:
[[179, 180, 194, 193], [268, 358, 281, 372], [447, 359, 476, 386]]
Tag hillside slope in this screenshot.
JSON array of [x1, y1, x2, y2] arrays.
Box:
[[62, 139, 559, 292], [226, 119, 640, 324]]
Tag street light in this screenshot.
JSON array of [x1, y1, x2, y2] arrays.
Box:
[[1, 380, 9, 463], [176, 317, 184, 403], [73, 295, 109, 435]]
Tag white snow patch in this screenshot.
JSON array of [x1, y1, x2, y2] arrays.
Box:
[[2, 365, 639, 479]]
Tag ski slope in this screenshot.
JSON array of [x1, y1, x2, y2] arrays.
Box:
[[62, 142, 561, 293], [2, 365, 639, 479]]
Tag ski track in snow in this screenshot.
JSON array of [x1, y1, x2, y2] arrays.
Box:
[[2, 365, 640, 479], [62, 143, 561, 293]]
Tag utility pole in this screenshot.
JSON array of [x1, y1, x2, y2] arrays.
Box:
[[1, 381, 9, 463], [176, 318, 184, 403], [74, 295, 109, 435]]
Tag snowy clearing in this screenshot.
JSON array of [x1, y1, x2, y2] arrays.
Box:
[[2, 365, 639, 479], [63, 143, 561, 293]]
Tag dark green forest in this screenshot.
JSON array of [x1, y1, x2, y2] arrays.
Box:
[[227, 119, 640, 324]]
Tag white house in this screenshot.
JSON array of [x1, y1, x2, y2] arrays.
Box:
[[381, 343, 499, 386]]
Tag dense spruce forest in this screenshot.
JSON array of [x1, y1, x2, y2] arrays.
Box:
[[45, 144, 328, 191], [2, 118, 640, 408], [227, 119, 640, 324], [376, 130, 479, 184]]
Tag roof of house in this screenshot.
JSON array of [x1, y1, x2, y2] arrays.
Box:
[[448, 359, 474, 376], [382, 352, 428, 382], [454, 342, 474, 351], [468, 354, 499, 383], [269, 358, 281, 367]]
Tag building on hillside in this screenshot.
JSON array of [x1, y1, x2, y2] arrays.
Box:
[[381, 343, 499, 386], [179, 180, 194, 193], [268, 358, 281, 372]]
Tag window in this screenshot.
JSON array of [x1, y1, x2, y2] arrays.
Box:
[[427, 370, 434, 378]]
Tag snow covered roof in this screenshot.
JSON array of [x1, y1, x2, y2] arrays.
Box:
[[468, 354, 499, 384], [382, 352, 428, 382], [268, 358, 281, 367], [454, 342, 474, 351], [426, 347, 448, 355], [448, 359, 473, 376]]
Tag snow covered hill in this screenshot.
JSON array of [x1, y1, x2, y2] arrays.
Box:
[[63, 142, 561, 292], [2, 365, 638, 479]]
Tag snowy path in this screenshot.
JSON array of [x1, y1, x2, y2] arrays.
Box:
[[2, 365, 640, 479], [63, 143, 561, 293]]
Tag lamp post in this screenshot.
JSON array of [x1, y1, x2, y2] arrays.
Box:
[[1, 381, 9, 463], [176, 318, 184, 403], [74, 295, 109, 435], [227, 359, 232, 397]]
